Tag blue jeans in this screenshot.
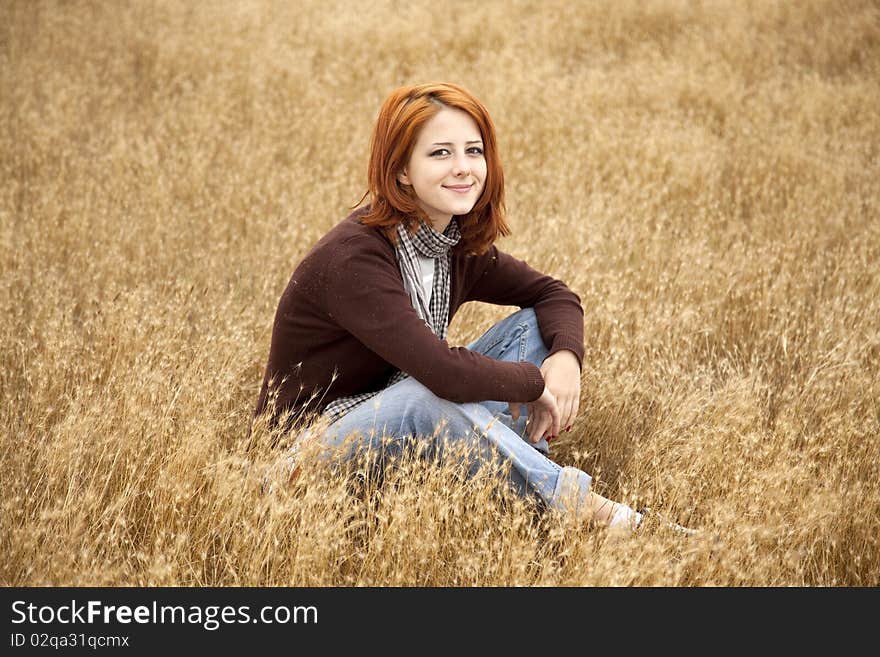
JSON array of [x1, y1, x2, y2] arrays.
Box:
[[303, 308, 593, 520]]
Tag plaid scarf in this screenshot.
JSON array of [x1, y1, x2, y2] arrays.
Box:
[[322, 218, 461, 424]]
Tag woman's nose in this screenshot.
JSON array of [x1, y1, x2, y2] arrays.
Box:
[[452, 155, 471, 176]]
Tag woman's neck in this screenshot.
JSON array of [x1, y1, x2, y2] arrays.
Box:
[[429, 216, 452, 234]]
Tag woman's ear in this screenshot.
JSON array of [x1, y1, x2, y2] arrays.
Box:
[[397, 169, 410, 186]]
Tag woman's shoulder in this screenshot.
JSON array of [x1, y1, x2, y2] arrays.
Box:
[[319, 205, 392, 248], [301, 206, 396, 272]]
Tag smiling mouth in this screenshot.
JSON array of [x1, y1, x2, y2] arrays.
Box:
[[444, 185, 473, 193]]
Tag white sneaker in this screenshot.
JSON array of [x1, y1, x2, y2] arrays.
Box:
[[664, 520, 701, 537], [639, 508, 701, 538]]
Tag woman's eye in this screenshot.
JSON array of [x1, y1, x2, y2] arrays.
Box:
[[430, 147, 484, 157]]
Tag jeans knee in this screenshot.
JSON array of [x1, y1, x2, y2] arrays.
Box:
[[397, 383, 474, 438], [510, 306, 538, 329]]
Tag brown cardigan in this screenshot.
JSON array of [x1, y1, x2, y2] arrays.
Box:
[[254, 206, 585, 428]]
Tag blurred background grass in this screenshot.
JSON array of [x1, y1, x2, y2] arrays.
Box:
[[2, 0, 878, 585]]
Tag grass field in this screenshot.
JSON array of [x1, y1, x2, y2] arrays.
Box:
[[2, 0, 878, 586]]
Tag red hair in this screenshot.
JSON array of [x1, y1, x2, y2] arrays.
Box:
[[353, 82, 510, 255]]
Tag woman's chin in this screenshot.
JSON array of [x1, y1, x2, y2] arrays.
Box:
[[450, 203, 477, 216]]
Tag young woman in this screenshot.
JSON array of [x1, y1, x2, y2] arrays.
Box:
[[255, 82, 693, 536]]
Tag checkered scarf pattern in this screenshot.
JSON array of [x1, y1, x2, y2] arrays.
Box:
[[321, 218, 461, 424]]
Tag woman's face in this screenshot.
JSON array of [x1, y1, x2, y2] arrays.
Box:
[[397, 106, 487, 232]]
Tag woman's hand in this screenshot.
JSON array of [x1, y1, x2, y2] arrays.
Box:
[[539, 349, 581, 436], [509, 385, 560, 444]]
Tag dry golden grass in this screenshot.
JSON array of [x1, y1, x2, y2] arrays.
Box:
[[2, 0, 878, 586]]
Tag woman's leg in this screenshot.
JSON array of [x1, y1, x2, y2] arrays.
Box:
[[294, 307, 653, 530], [313, 375, 594, 520], [463, 307, 626, 525], [463, 307, 551, 453], [294, 307, 591, 522]]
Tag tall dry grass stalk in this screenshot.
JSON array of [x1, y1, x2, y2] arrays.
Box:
[[2, 0, 878, 585]]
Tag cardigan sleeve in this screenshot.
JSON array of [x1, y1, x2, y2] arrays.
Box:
[[322, 235, 545, 403], [465, 245, 585, 368]]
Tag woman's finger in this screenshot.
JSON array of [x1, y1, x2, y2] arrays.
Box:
[[570, 396, 579, 430], [549, 399, 561, 438], [530, 410, 550, 444], [557, 397, 571, 433], [527, 410, 541, 442], [559, 388, 579, 431]]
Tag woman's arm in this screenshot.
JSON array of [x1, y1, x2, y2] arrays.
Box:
[[465, 246, 585, 436], [465, 245, 585, 367]]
